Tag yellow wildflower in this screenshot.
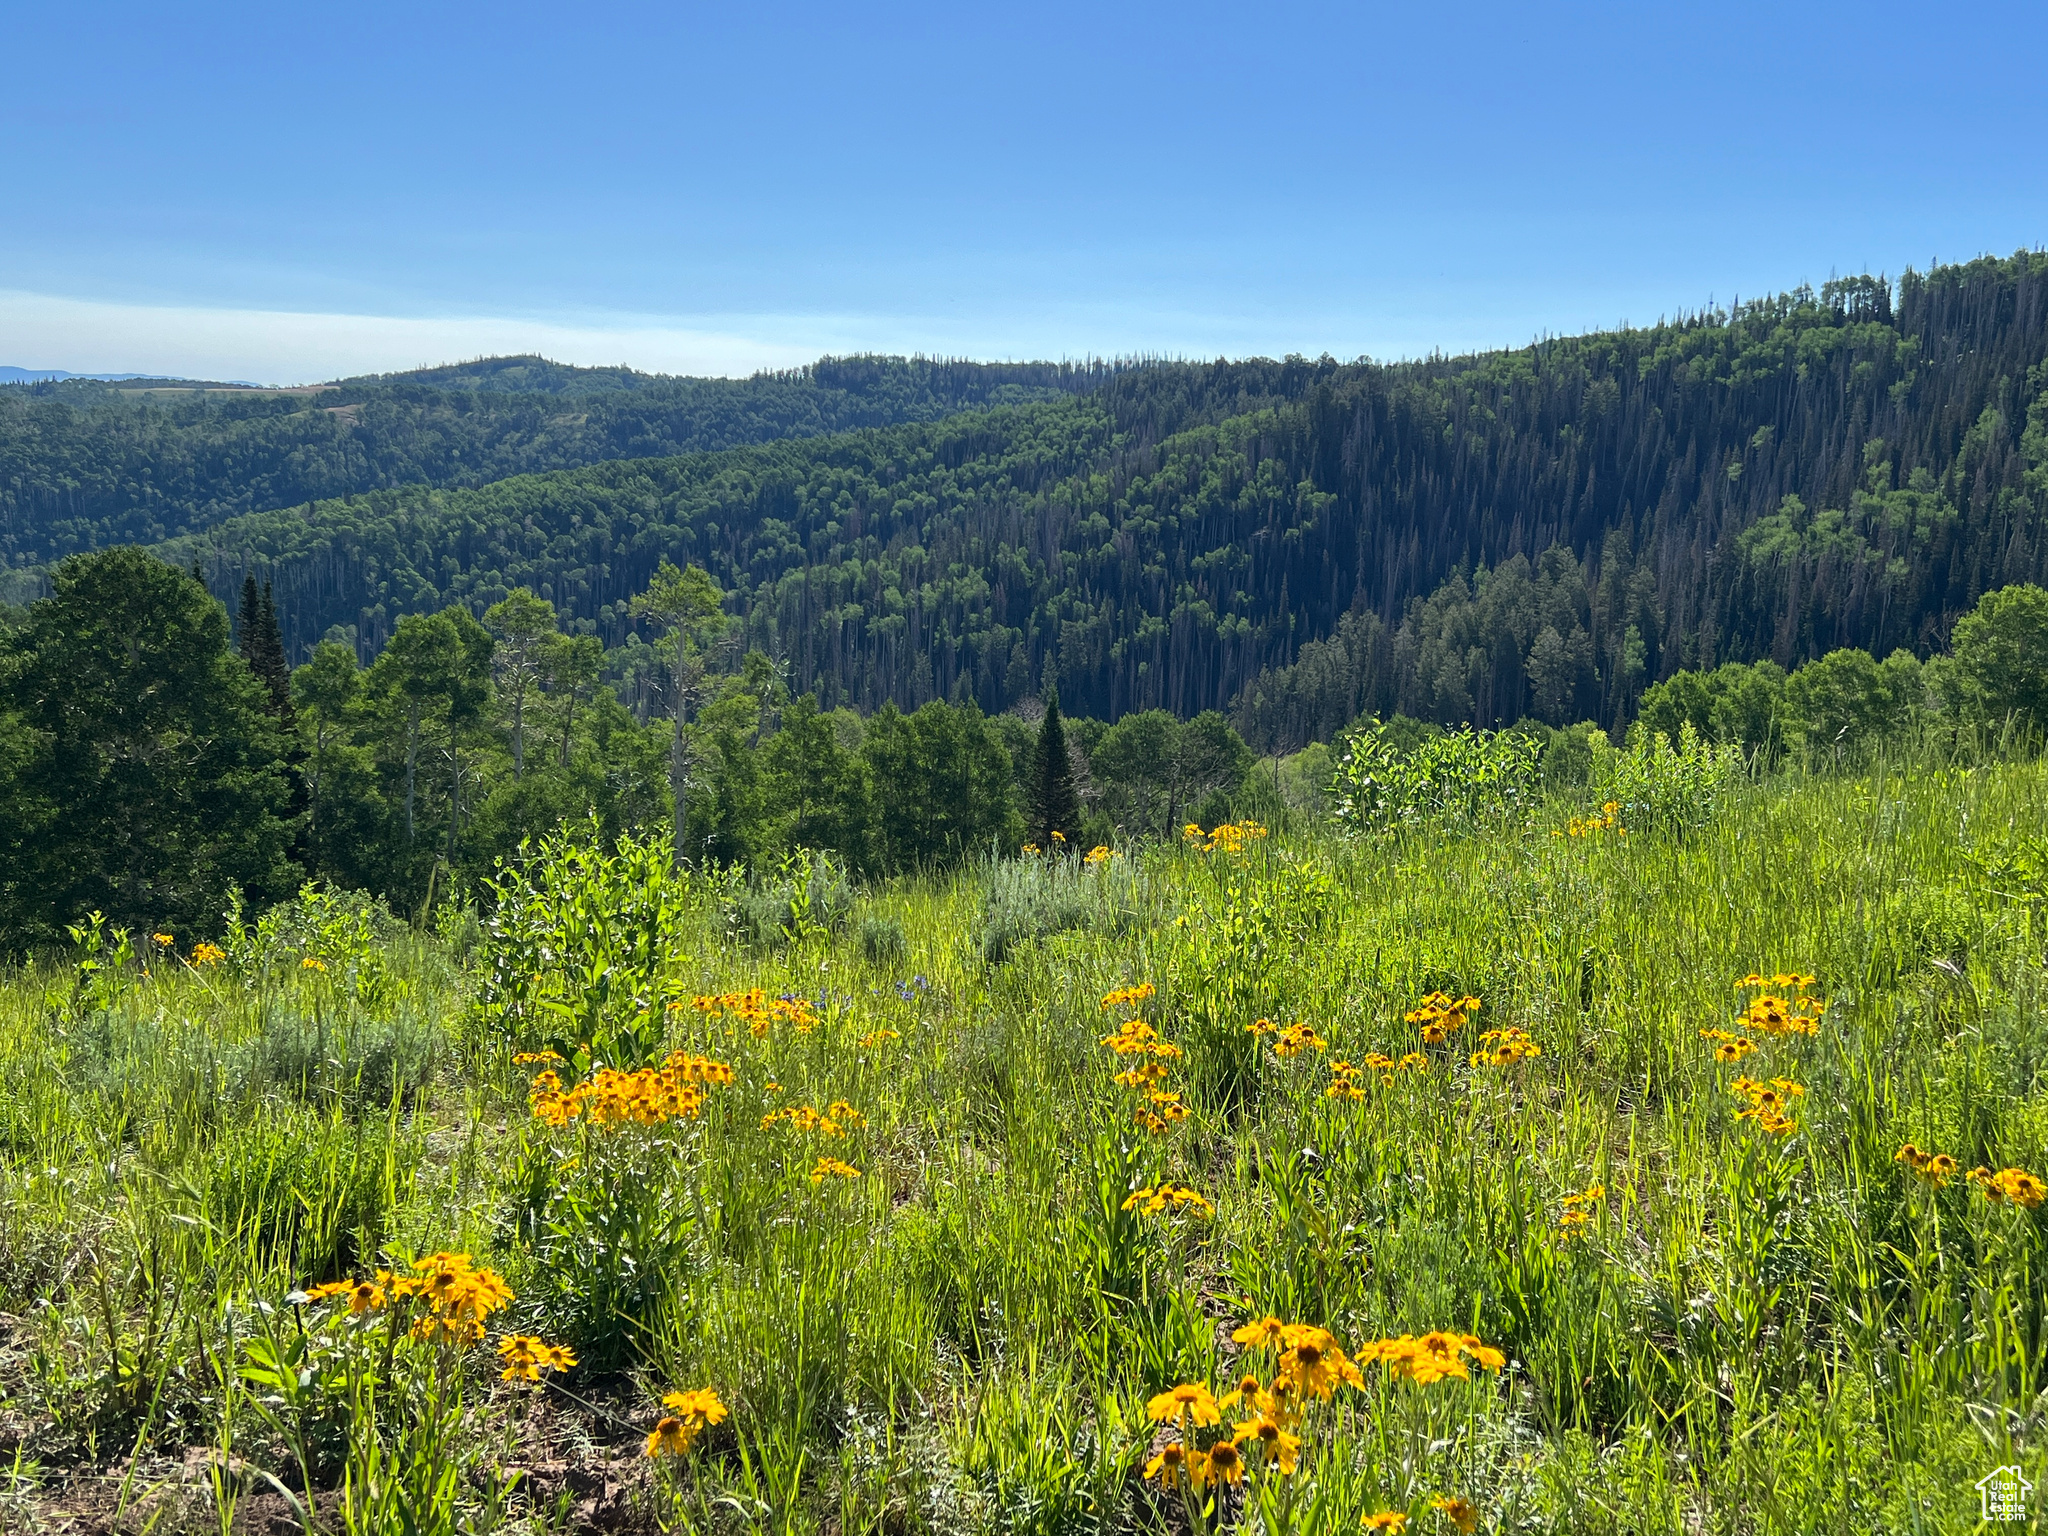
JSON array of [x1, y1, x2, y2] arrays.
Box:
[[1143, 1443, 1190, 1485], [1193, 1440, 1245, 1486], [1232, 1314, 1289, 1351], [1407, 992, 1481, 1044], [1232, 1415, 1301, 1474], [1971, 1166, 2048, 1208], [1146, 1381, 1221, 1426], [497, 1334, 577, 1382], [645, 1417, 695, 1457], [1272, 1021, 1327, 1058]]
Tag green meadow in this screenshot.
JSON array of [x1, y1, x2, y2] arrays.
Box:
[[4, 757, 2046, 1535]]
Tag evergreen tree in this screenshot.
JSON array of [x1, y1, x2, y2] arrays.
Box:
[[483, 586, 559, 779], [237, 574, 260, 663], [0, 548, 296, 940], [254, 579, 293, 726], [1028, 688, 1081, 848]]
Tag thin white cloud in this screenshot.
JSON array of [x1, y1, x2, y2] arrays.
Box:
[[0, 289, 844, 385]]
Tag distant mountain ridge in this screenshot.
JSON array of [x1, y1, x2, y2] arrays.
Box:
[[138, 253, 2048, 736], [2, 367, 263, 386], [2, 366, 154, 383], [0, 354, 1123, 564]]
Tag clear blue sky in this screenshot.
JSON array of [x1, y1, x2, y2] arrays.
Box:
[[4, 0, 2043, 383]]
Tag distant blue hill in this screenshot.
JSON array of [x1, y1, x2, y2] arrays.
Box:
[[2, 367, 267, 386], [1, 366, 154, 382]]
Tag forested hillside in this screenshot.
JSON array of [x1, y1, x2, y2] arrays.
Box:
[[0, 355, 1112, 563], [151, 254, 2048, 738]]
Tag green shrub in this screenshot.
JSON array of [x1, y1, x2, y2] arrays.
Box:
[[473, 824, 696, 1063], [1596, 721, 1748, 831], [858, 913, 908, 965], [720, 850, 856, 950], [1328, 719, 1543, 834], [975, 849, 1155, 964]]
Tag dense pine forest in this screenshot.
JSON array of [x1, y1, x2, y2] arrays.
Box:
[[0, 355, 1112, 564], [29, 251, 2026, 739]]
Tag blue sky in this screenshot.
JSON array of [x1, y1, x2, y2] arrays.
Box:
[[4, 0, 2044, 383]]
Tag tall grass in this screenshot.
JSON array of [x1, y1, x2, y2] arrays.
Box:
[[1, 767, 2043, 1532]]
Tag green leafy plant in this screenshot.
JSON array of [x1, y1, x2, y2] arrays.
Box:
[[472, 823, 695, 1064], [1328, 721, 1542, 835]]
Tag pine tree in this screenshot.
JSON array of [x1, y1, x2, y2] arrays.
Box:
[[238, 576, 293, 726], [237, 574, 260, 664], [1, 548, 297, 939], [255, 580, 293, 726], [1028, 687, 1081, 849]]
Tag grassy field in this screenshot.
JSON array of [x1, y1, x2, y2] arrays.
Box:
[[3, 763, 2046, 1534]]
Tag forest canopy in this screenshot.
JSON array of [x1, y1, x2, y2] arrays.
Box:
[[58, 252, 2040, 739]]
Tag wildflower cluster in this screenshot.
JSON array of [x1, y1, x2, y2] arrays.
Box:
[[1555, 1183, 1604, 1241], [1731, 1076, 1803, 1135], [1733, 973, 1824, 1036], [1431, 1499, 1481, 1532], [1247, 1017, 1327, 1057], [529, 1052, 731, 1128], [856, 1028, 901, 1050], [1327, 1053, 1428, 1098], [191, 941, 225, 965], [1470, 1026, 1542, 1067], [761, 1100, 865, 1136], [1085, 844, 1117, 866], [1895, 1143, 1960, 1186], [1100, 981, 1157, 1009], [301, 1252, 516, 1348], [1142, 1315, 1504, 1511], [685, 988, 819, 1036], [1102, 1014, 1189, 1133], [644, 1386, 728, 1457], [1122, 1181, 1214, 1217], [1406, 992, 1480, 1045], [1354, 1330, 1507, 1384], [1699, 1028, 1755, 1062], [496, 1333, 578, 1383], [1182, 820, 1269, 854], [1969, 1165, 2048, 1208], [809, 1155, 862, 1183], [512, 1049, 565, 1065], [1554, 800, 1624, 838]]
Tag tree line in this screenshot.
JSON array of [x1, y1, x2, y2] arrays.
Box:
[[0, 548, 1259, 947], [131, 253, 2048, 739], [6, 543, 2046, 948]]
